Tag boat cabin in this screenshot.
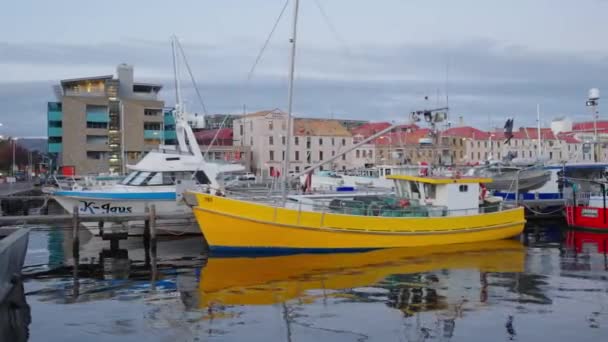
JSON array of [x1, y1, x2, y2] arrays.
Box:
[[387, 175, 493, 216]]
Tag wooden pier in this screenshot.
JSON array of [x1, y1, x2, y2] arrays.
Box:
[[0, 204, 196, 260]]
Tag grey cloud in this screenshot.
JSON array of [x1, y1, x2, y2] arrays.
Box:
[[1, 38, 607, 136]]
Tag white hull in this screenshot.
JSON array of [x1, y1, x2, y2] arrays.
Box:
[[53, 196, 198, 236]]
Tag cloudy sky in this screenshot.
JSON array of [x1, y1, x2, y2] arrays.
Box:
[[1, 0, 608, 137]]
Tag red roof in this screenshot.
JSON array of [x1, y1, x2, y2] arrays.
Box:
[[350, 122, 392, 138], [573, 121, 608, 131], [195, 128, 233, 145], [373, 128, 431, 146], [557, 133, 581, 143], [442, 126, 490, 139]]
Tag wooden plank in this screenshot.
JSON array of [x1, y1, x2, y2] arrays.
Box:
[[0, 212, 193, 226]]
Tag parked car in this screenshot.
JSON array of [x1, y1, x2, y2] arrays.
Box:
[[237, 172, 256, 181]]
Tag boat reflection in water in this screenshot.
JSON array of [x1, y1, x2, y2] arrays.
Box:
[[565, 230, 608, 254], [197, 239, 525, 309], [0, 280, 31, 342]]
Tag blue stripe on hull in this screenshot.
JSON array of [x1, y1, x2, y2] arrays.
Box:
[[54, 191, 176, 200], [494, 192, 562, 200], [209, 246, 378, 257]]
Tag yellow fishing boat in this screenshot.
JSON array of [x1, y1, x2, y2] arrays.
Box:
[[197, 240, 525, 307], [187, 175, 525, 254]]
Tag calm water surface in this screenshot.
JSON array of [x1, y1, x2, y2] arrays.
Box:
[[4, 224, 608, 341]]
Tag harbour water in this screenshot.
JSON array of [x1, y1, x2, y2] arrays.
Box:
[[4, 223, 608, 341]]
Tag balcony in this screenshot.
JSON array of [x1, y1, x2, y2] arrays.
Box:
[[144, 130, 163, 139], [164, 130, 177, 140], [48, 111, 62, 121], [86, 112, 109, 123], [48, 143, 62, 153], [48, 127, 63, 137]]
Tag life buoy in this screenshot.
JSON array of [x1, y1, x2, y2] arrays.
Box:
[[479, 183, 487, 200], [418, 162, 429, 176]]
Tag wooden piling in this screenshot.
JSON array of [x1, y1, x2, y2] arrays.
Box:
[[72, 205, 80, 260], [150, 205, 157, 243], [143, 206, 150, 241]]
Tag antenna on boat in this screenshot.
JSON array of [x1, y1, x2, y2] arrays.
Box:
[[281, 0, 300, 204]]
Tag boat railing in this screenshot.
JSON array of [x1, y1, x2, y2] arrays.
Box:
[[565, 191, 606, 207]]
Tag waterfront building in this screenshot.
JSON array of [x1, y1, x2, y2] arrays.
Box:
[[47, 64, 165, 174], [195, 128, 251, 171], [233, 109, 357, 176]]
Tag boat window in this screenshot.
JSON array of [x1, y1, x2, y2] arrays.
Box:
[[459, 185, 468, 192], [120, 171, 139, 185], [146, 172, 163, 185], [129, 172, 151, 185], [410, 182, 421, 199], [195, 171, 211, 185], [424, 184, 436, 199], [162, 172, 177, 185]]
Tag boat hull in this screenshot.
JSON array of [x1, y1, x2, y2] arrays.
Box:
[[0, 229, 30, 302], [191, 193, 525, 253], [53, 195, 198, 235]]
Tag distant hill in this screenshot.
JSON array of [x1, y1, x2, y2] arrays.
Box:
[[17, 138, 47, 153]]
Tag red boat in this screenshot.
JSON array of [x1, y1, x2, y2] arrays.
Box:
[[565, 179, 608, 230]]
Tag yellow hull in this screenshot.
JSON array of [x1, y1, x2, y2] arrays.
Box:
[[198, 240, 525, 307], [190, 192, 525, 251]]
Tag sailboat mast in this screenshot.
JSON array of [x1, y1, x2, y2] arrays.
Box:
[[282, 0, 300, 203], [171, 36, 183, 115], [536, 104, 541, 159]]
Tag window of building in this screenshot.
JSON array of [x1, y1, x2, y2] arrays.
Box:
[[144, 122, 161, 130], [529, 151, 532, 158], [478, 152, 481, 159], [332, 150, 335, 156], [87, 122, 108, 129], [331, 138, 335, 146], [369, 150, 373, 159], [269, 136, 274, 145], [86, 151, 104, 160], [342, 154, 346, 160], [295, 166, 300, 173], [282, 151, 285, 161], [144, 108, 161, 116], [239, 124, 243, 136], [295, 137, 299, 145], [282, 136, 286, 145], [477, 141, 480, 148], [356, 150, 360, 158], [363, 150, 367, 158], [459, 185, 468, 192], [86, 135, 108, 145], [268, 121, 273, 130], [319, 138, 323, 145], [342, 138, 346, 146], [307, 152, 311, 163], [549, 151, 553, 159], [471, 152, 474, 160], [306, 137, 311, 149], [319, 151, 324, 160], [250, 137, 254, 146], [295, 151, 300, 161], [269, 150, 274, 161], [49, 121, 62, 128]]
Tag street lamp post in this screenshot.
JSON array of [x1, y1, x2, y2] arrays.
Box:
[[12, 137, 18, 177]]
